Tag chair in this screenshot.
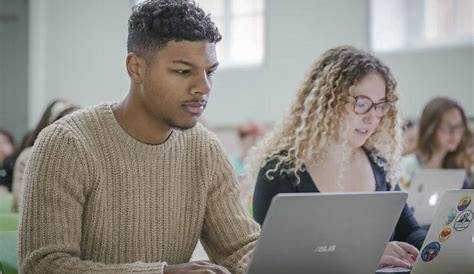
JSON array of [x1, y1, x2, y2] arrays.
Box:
[[0, 214, 19, 231], [0, 230, 18, 274], [0, 194, 13, 214]]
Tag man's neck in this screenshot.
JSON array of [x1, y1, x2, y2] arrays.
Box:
[[112, 94, 172, 145]]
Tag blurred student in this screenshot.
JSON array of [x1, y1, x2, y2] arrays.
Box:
[[11, 99, 79, 213], [400, 97, 472, 189], [0, 128, 16, 194], [401, 119, 418, 155]]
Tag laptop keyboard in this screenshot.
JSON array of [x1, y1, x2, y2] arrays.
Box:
[[375, 267, 411, 274]]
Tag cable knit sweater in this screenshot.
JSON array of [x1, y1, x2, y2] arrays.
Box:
[[19, 103, 260, 274]]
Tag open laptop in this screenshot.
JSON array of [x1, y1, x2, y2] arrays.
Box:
[[245, 192, 408, 274], [377, 189, 474, 274], [403, 169, 466, 226]]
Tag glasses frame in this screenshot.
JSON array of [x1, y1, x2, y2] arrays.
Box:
[[350, 95, 396, 118]]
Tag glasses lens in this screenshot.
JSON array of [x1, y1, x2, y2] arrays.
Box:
[[354, 97, 372, 114], [375, 102, 391, 117]]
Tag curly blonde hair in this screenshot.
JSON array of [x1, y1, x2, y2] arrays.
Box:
[[245, 46, 403, 187]]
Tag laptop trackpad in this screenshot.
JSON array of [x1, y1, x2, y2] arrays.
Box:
[[375, 267, 411, 274]]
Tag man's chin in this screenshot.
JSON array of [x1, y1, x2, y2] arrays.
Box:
[[170, 119, 198, 131]]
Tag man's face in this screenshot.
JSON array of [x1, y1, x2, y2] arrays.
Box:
[[133, 41, 218, 130]]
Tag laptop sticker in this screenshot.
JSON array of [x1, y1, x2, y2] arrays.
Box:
[[421, 242, 441, 262], [438, 226, 452, 242], [457, 195, 471, 212], [445, 208, 458, 225], [453, 210, 472, 232]]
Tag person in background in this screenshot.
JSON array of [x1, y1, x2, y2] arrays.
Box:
[[400, 97, 472, 189], [231, 122, 265, 210], [231, 122, 265, 177], [11, 99, 79, 213], [0, 128, 16, 194], [248, 46, 425, 269], [401, 119, 418, 156], [462, 128, 474, 188]]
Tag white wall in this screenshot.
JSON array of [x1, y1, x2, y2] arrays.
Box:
[[379, 46, 474, 119], [28, 0, 473, 129], [29, 0, 131, 126]]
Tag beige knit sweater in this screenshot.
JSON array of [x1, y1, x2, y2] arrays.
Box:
[[19, 103, 260, 274], [12, 146, 33, 213]]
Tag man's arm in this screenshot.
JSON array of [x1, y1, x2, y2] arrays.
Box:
[[200, 138, 260, 274], [20, 124, 167, 274]]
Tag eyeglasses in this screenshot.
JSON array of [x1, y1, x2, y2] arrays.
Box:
[[438, 123, 465, 135], [349, 95, 395, 118]]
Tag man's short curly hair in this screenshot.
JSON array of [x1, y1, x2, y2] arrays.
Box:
[[127, 0, 222, 57]]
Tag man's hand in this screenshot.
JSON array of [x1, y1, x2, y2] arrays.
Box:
[[378, 241, 419, 269], [164, 260, 231, 274]]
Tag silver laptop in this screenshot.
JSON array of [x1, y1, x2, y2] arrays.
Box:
[[403, 169, 466, 225], [245, 192, 408, 274], [411, 189, 474, 274], [376, 190, 474, 274]]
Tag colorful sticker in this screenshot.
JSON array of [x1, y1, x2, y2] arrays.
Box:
[[454, 210, 473, 231], [445, 208, 458, 225], [457, 195, 472, 212], [399, 177, 412, 190], [421, 242, 441, 262], [438, 226, 452, 242]]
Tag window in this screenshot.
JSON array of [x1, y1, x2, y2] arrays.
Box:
[[130, 0, 265, 68], [370, 0, 473, 51]]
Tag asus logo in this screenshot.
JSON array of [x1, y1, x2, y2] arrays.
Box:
[[313, 245, 336, 253]]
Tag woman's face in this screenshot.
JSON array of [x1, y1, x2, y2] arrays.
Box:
[[0, 133, 14, 161], [435, 108, 465, 153], [342, 73, 388, 148]]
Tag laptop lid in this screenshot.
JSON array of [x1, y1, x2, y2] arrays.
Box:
[[411, 189, 474, 274], [404, 169, 466, 225], [246, 192, 408, 274]]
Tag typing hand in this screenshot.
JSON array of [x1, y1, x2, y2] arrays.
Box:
[[378, 241, 419, 269], [164, 260, 231, 274]]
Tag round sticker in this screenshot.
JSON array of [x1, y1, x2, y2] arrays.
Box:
[[438, 226, 452, 242], [399, 177, 412, 190], [445, 208, 458, 225], [421, 242, 441, 262], [457, 195, 472, 212], [454, 210, 473, 231]]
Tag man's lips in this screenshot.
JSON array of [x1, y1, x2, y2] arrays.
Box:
[[182, 101, 207, 116]]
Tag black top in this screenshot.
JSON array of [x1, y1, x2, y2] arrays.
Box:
[[253, 149, 427, 249]]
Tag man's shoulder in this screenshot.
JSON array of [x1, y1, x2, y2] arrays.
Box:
[[39, 103, 111, 146]]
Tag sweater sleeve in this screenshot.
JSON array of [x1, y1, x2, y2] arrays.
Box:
[[199, 138, 260, 274], [11, 147, 32, 213], [20, 124, 167, 274]]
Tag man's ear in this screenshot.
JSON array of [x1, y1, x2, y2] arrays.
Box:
[[126, 53, 146, 83]]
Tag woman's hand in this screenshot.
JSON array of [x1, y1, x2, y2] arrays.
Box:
[[378, 241, 419, 268]]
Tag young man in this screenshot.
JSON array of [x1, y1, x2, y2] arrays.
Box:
[[19, 1, 260, 273]]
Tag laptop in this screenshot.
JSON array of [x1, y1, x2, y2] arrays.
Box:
[[245, 192, 408, 274], [376, 189, 474, 274], [402, 169, 466, 225], [411, 189, 474, 274]]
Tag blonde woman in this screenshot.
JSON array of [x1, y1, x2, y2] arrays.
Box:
[[249, 46, 425, 269]]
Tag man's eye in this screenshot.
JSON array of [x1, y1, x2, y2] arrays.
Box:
[[207, 70, 216, 77], [175, 69, 191, 75]]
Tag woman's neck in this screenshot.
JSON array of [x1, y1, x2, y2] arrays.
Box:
[[423, 149, 448, 168], [322, 142, 360, 163]]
